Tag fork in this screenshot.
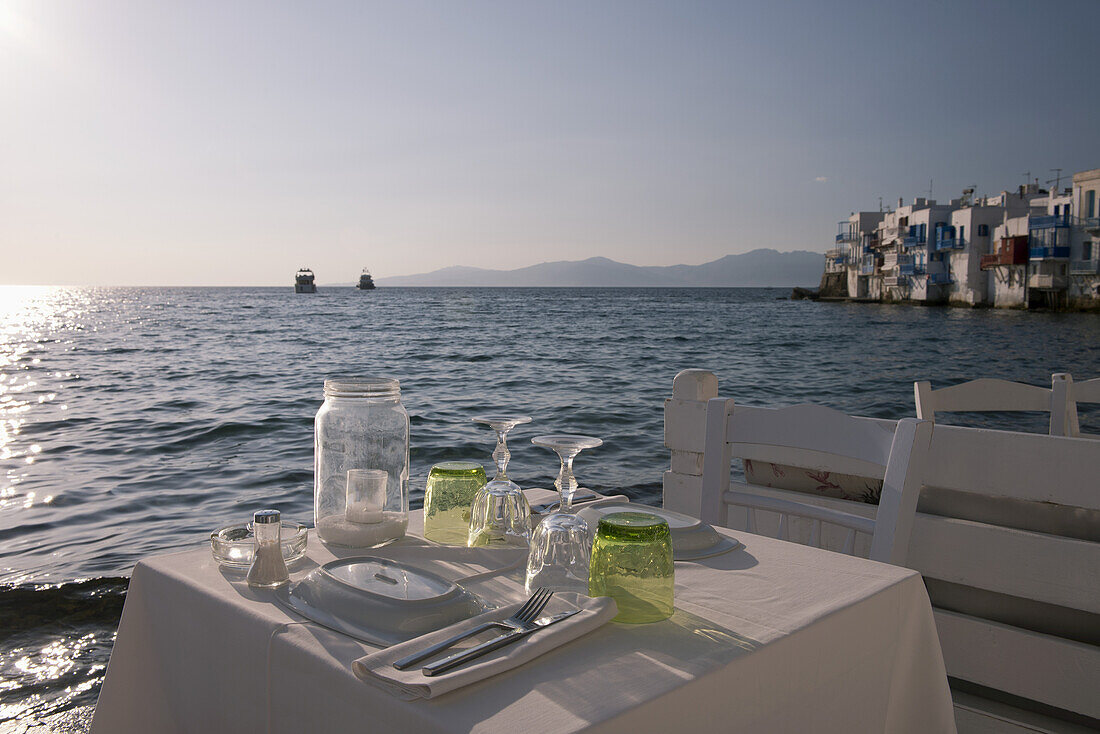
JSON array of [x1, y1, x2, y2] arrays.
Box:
[[391, 588, 554, 670]]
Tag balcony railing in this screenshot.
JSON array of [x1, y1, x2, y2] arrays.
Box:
[[898, 262, 924, 275], [1028, 274, 1068, 290], [927, 272, 954, 285], [1029, 214, 1072, 230], [981, 237, 1029, 269], [884, 276, 902, 287], [1070, 260, 1100, 275], [1029, 246, 1071, 260], [933, 236, 966, 252], [902, 236, 924, 248], [1082, 217, 1100, 232], [836, 223, 859, 243]]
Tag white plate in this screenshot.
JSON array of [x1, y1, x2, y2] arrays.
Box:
[[275, 556, 485, 647], [576, 502, 741, 561]]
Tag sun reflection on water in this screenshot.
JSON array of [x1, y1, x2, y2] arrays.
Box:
[[0, 630, 112, 723], [0, 286, 92, 513]]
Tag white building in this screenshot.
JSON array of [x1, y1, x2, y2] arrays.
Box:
[[824, 170, 1099, 310], [1070, 169, 1100, 307], [834, 212, 885, 298]]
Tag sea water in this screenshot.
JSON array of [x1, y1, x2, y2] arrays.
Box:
[[1, 285, 1098, 727]]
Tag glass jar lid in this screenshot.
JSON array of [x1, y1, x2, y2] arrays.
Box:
[[323, 376, 400, 398]]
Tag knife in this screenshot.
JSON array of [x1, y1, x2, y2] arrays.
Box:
[[421, 609, 582, 677]]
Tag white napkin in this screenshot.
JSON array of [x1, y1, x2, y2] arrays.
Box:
[[352, 593, 617, 700]]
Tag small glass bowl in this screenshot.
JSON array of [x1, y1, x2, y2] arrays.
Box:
[[210, 521, 309, 569]]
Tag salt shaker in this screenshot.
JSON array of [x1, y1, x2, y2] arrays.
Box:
[[247, 509, 289, 589]]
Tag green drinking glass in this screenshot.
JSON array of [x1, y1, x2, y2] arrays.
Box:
[[423, 461, 487, 545], [588, 511, 674, 624]]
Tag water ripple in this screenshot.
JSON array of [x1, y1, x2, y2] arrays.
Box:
[[0, 285, 1098, 725]]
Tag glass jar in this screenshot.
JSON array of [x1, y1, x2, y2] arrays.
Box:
[[315, 377, 409, 547]]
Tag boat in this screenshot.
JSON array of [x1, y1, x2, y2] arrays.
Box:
[[295, 268, 317, 293], [357, 268, 376, 290]]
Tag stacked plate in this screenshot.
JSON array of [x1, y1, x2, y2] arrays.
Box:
[[275, 557, 486, 647], [576, 502, 741, 561]]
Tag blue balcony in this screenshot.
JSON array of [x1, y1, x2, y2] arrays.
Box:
[[902, 236, 924, 249], [1029, 214, 1072, 230], [898, 262, 924, 276], [1029, 246, 1070, 260], [933, 237, 966, 252], [927, 272, 954, 285], [831, 256, 847, 265], [836, 223, 859, 243]]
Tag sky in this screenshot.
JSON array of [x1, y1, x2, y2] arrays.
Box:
[[2, 0, 1099, 286]]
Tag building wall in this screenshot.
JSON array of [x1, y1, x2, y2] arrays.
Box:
[[907, 205, 952, 303], [1068, 170, 1100, 308], [1073, 168, 1100, 221], [986, 216, 1028, 308], [1067, 274, 1100, 308], [822, 170, 1099, 310], [941, 206, 1001, 306]]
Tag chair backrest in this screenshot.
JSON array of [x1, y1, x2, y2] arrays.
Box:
[[1051, 373, 1100, 438], [700, 397, 931, 565], [909, 421, 1100, 723], [914, 378, 1056, 432], [663, 369, 1100, 724]]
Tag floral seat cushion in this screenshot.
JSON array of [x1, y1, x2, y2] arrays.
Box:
[[742, 459, 883, 505]]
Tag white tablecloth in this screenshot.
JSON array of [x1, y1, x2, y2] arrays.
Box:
[[92, 494, 955, 733]]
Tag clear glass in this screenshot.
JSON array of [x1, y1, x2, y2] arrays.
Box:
[[210, 520, 308, 569], [525, 516, 591, 593], [467, 416, 532, 548], [315, 377, 409, 547], [589, 512, 674, 624], [424, 461, 488, 545], [526, 434, 603, 593], [345, 469, 387, 523]]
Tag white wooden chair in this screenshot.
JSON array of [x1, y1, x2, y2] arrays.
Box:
[[699, 397, 931, 565], [665, 370, 1100, 732], [1051, 373, 1100, 438], [914, 378, 1058, 433]]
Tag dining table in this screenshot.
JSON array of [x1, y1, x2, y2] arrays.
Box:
[[91, 489, 956, 733]]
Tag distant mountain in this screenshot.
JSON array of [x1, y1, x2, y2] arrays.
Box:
[[373, 249, 822, 287]]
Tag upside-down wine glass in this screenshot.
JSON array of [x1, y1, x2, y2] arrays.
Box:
[[525, 434, 604, 593], [467, 416, 533, 548]]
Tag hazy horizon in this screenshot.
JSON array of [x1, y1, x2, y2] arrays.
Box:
[[3, 0, 1100, 286], [0, 247, 818, 287]]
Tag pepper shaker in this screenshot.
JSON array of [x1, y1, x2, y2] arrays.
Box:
[[247, 509, 290, 588]]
